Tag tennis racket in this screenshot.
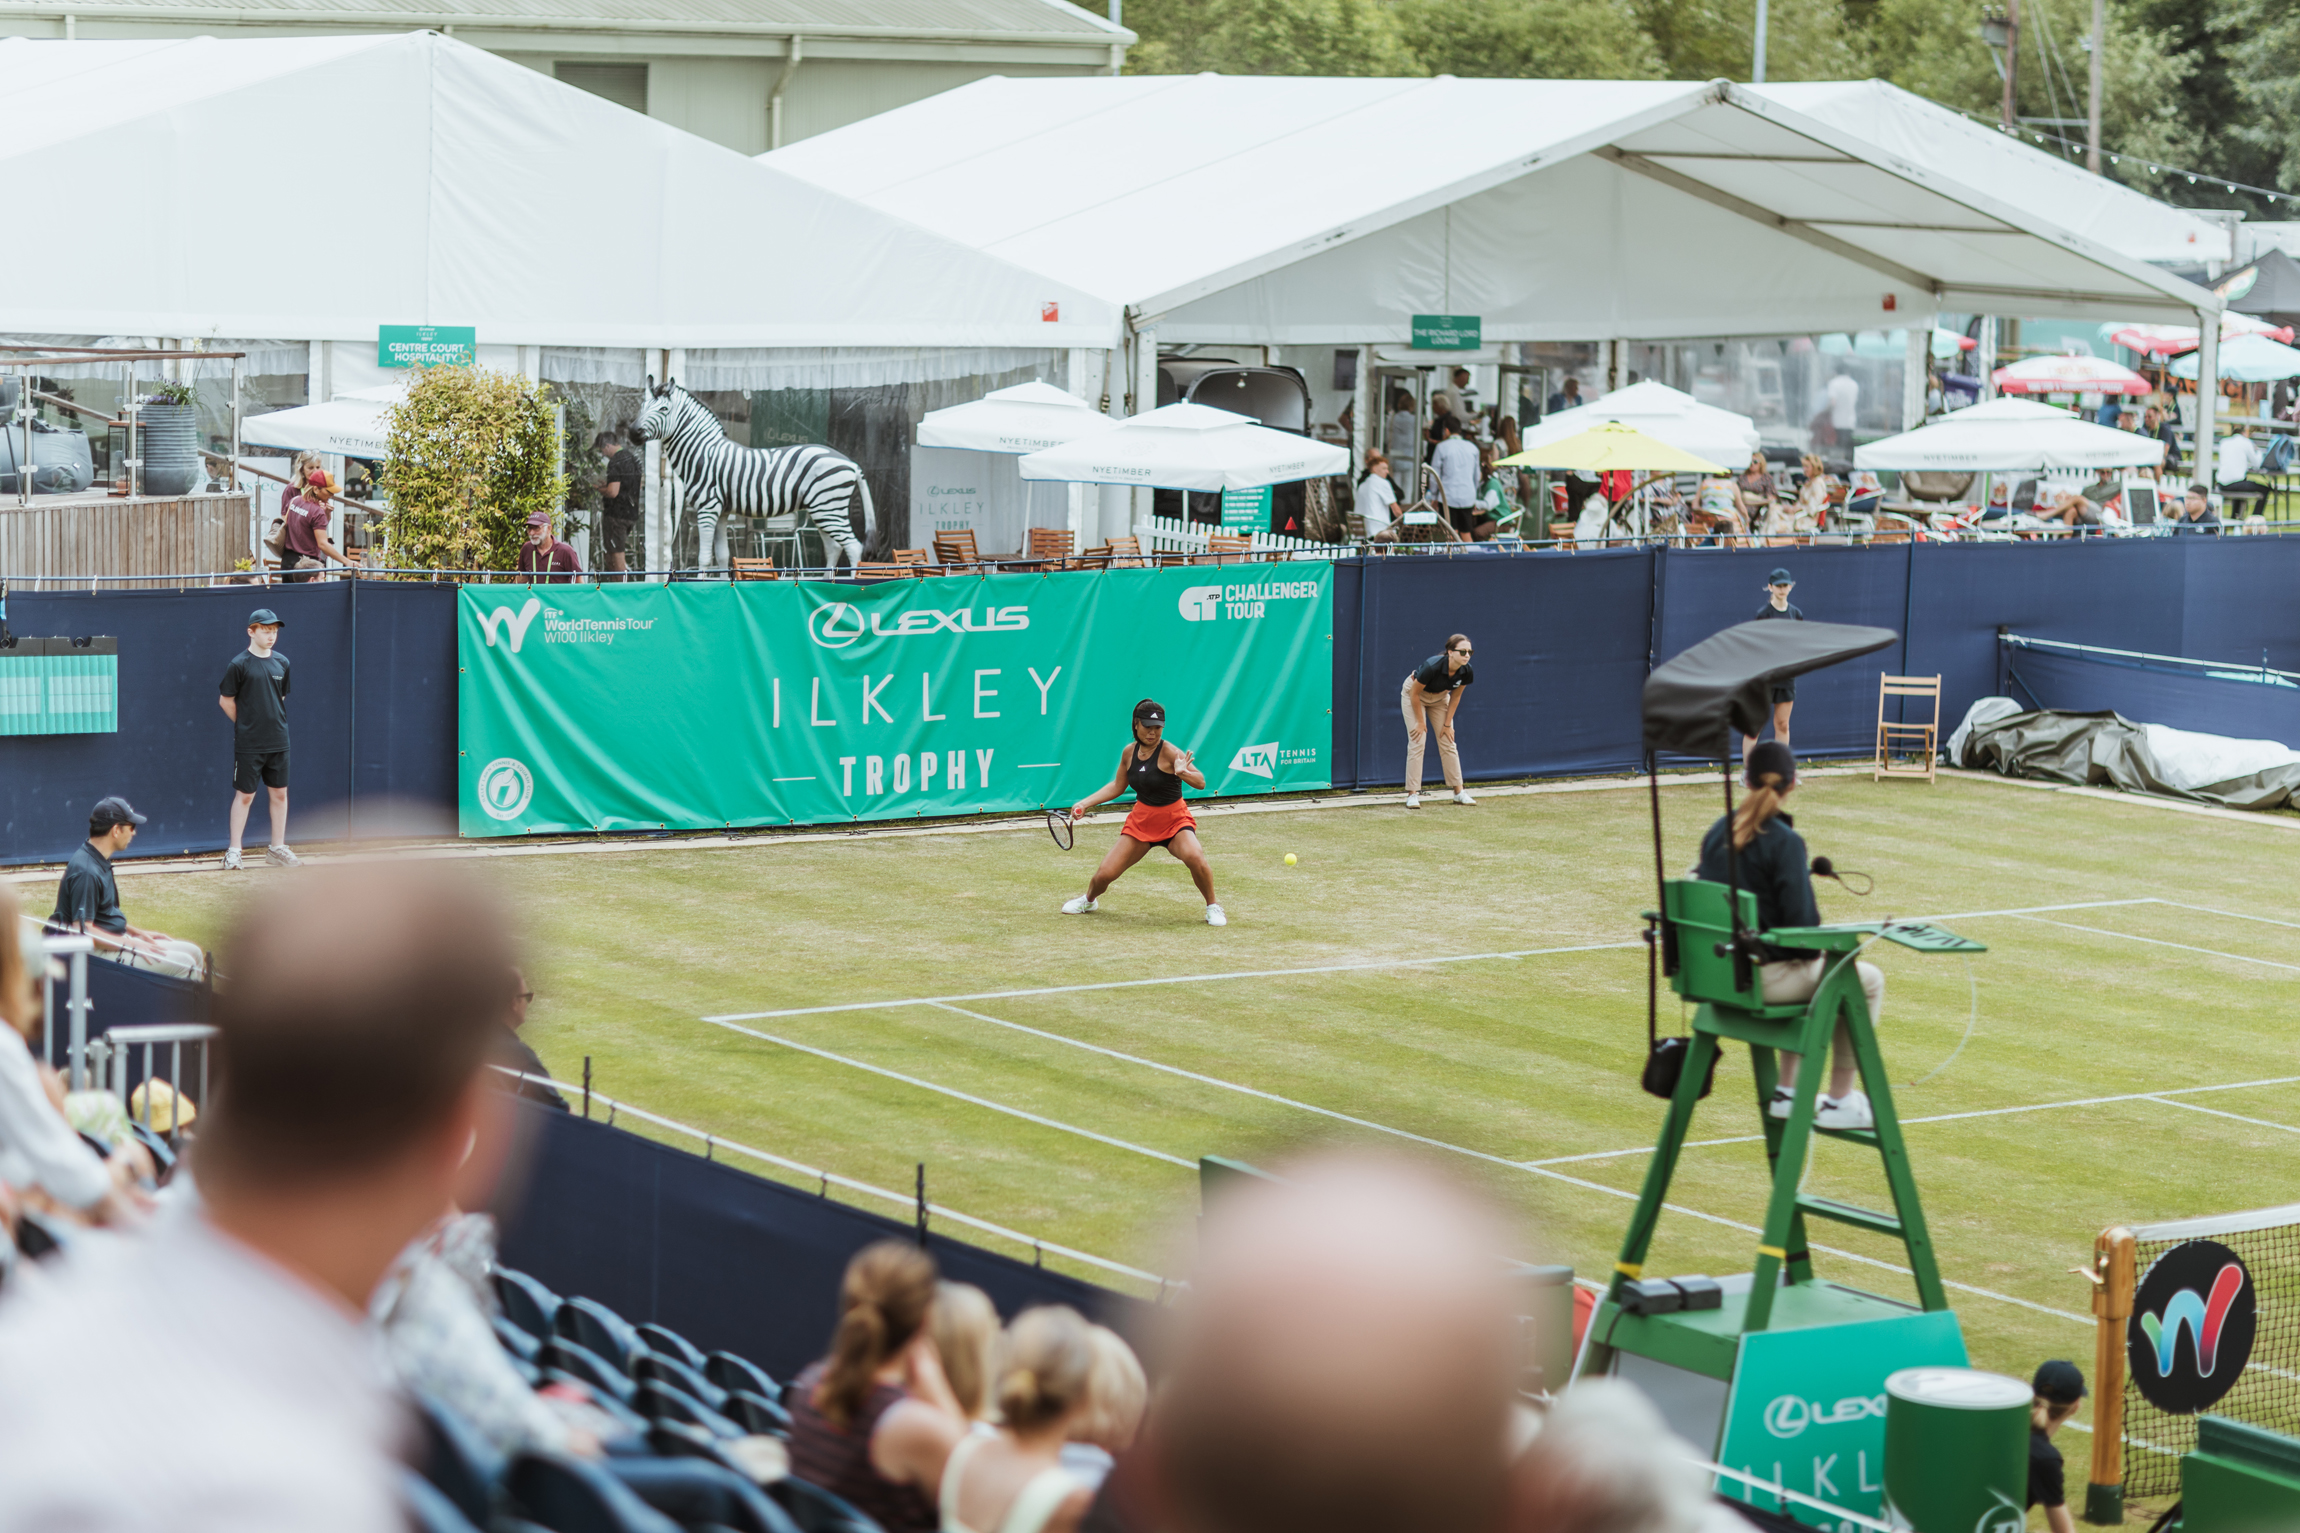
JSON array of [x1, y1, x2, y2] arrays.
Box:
[[1045, 809, 1075, 851]]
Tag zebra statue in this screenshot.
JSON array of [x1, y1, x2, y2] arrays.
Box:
[[634, 380, 876, 572]]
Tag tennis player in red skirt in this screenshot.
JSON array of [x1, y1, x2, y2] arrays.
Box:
[[1062, 699, 1225, 926]]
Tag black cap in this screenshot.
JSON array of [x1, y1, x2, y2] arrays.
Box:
[[1767, 567, 1794, 585], [2034, 1360, 2087, 1404], [1745, 740, 1796, 788], [90, 796, 146, 829], [1132, 700, 1166, 726], [247, 607, 283, 627]]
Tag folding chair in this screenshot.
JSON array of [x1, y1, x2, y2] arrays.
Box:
[[1025, 527, 1075, 566], [1874, 673, 1942, 783], [855, 561, 907, 580], [1103, 534, 1146, 568], [931, 529, 981, 568], [1207, 533, 1253, 565], [1547, 520, 1577, 550], [729, 557, 777, 581], [889, 547, 932, 570]]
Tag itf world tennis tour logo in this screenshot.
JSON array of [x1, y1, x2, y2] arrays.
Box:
[[2128, 1238, 2256, 1414], [477, 758, 535, 822]]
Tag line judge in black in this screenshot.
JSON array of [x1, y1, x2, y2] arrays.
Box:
[[1742, 567, 1802, 761]]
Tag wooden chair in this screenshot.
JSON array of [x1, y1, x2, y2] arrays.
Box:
[[1207, 533, 1253, 565], [1103, 535, 1146, 568], [856, 561, 909, 581], [730, 557, 776, 581], [1874, 674, 1943, 784], [1025, 528, 1076, 566], [1547, 520, 1577, 550], [890, 547, 932, 568], [931, 529, 981, 568]]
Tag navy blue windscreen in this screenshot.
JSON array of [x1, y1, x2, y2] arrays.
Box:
[[2003, 645, 2300, 747], [494, 1105, 1151, 1380]]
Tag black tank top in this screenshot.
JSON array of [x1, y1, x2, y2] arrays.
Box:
[[1127, 740, 1183, 806]]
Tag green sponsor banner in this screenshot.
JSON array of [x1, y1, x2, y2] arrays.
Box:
[[1219, 485, 1271, 531], [457, 567, 1332, 836], [1410, 314, 1481, 350], [1714, 1310, 1967, 1526], [378, 324, 477, 367]]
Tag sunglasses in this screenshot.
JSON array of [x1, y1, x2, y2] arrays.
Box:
[[1452, 647, 1474, 656], [515, 990, 536, 1004]]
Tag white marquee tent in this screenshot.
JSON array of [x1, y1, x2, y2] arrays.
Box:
[[1854, 398, 2166, 472], [0, 34, 1117, 352]]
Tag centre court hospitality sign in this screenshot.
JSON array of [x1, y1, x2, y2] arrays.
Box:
[[379, 324, 477, 367], [457, 567, 1332, 835]]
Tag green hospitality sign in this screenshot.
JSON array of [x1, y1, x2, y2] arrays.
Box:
[[456, 567, 1333, 836], [1219, 485, 1272, 531], [1410, 314, 1481, 350], [378, 324, 478, 368]]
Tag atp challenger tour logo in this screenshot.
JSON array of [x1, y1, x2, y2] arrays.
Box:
[[476, 758, 535, 821], [2130, 1239, 2255, 1414], [807, 600, 1029, 650], [1178, 578, 1322, 621]]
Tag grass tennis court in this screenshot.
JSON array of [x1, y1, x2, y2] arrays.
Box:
[[108, 770, 2300, 1474]]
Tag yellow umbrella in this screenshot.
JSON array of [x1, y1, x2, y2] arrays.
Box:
[[1497, 421, 1725, 474]]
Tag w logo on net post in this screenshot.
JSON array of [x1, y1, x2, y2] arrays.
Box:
[[478, 596, 543, 653], [2129, 1239, 2256, 1415], [2142, 1262, 2246, 1377]]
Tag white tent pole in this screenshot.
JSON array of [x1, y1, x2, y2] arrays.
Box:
[[1902, 324, 1927, 429], [1752, 0, 1769, 84], [1351, 345, 1373, 474], [1064, 346, 1102, 543], [1132, 327, 1157, 534], [2194, 317, 2218, 491], [1978, 318, 1998, 401]]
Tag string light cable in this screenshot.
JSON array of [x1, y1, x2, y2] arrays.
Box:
[[1951, 107, 2300, 207]]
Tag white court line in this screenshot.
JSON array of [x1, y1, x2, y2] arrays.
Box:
[[701, 1022, 1196, 1169], [702, 899, 2160, 1025], [2147, 1097, 2300, 1134], [2152, 899, 2300, 933], [2006, 913, 2300, 973]]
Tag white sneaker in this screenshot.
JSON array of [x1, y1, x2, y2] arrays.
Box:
[[265, 844, 301, 867], [1404, 793, 1423, 809], [1453, 789, 1477, 806], [1061, 895, 1098, 915], [1204, 904, 1227, 927], [1817, 1092, 1875, 1131], [222, 847, 243, 871], [1767, 1086, 1795, 1120]]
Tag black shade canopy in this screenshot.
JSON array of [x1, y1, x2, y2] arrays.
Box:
[[1643, 620, 1899, 754]]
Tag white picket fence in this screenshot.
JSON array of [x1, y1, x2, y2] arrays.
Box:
[[1132, 515, 1346, 562]]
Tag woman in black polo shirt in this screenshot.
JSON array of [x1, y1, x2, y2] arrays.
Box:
[[1743, 567, 1802, 760], [1401, 635, 1475, 810]]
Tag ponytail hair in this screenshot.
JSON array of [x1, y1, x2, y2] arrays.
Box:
[[994, 1305, 1096, 1433], [814, 1240, 938, 1428], [1730, 771, 1788, 850]]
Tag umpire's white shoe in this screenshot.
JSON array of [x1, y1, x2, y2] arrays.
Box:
[[1404, 793, 1423, 809], [1061, 895, 1098, 915], [1453, 789, 1478, 806], [1767, 1086, 1795, 1120], [1817, 1091, 1875, 1131], [1204, 904, 1228, 927]]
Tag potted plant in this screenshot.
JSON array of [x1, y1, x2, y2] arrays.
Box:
[[139, 379, 200, 496]]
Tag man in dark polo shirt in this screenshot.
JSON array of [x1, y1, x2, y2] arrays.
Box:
[[219, 607, 299, 872], [516, 511, 583, 583], [2027, 1359, 2085, 1533], [50, 797, 206, 978], [596, 429, 642, 580]]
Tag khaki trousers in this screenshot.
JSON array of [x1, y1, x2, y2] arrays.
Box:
[[1401, 680, 1462, 793], [1758, 956, 1885, 1070]]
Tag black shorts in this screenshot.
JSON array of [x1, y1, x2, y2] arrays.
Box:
[[234, 750, 289, 793], [1769, 682, 1797, 705], [600, 515, 635, 554]]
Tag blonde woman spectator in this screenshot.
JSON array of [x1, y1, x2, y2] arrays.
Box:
[[1060, 1325, 1146, 1490], [940, 1306, 1096, 1533], [1354, 452, 1399, 542], [1769, 453, 1838, 542], [932, 1281, 1002, 1424]]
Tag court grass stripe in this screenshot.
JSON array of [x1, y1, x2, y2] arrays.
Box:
[[698, 898, 2162, 1024], [2005, 913, 2300, 973]]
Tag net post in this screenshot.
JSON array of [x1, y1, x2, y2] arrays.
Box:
[[2084, 1224, 2135, 1525]]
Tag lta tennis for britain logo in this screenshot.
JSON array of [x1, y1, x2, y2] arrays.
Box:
[[2128, 1239, 2255, 1415]]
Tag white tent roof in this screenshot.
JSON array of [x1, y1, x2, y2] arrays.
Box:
[[1854, 398, 2166, 472], [765, 74, 2218, 344], [0, 34, 1118, 349], [1514, 381, 1759, 469], [241, 384, 407, 457], [1018, 402, 1347, 491], [916, 380, 1117, 453], [1751, 82, 2232, 269]]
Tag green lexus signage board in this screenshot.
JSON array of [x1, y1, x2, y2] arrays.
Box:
[[379, 324, 478, 367], [1410, 314, 1481, 350], [457, 567, 1332, 836], [1713, 1311, 1967, 1526]]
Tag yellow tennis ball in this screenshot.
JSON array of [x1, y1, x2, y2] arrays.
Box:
[[1284, 853, 1298, 865]]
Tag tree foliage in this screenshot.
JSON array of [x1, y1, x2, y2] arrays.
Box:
[[379, 366, 566, 576]]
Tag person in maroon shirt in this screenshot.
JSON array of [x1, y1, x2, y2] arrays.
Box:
[[281, 468, 358, 583], [516, 511, 583, 583], [785, 1242, 967, 1533]]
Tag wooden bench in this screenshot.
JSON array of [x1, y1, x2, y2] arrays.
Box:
[[730, 557, 777, 581]]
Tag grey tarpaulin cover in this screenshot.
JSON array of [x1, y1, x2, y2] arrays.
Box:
[[1643, 620, 1899, 755], [1958, 706, 2300, 810]]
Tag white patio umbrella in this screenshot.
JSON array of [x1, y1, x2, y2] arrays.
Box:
[[915, 380, 1116, 454], [240, 383, 405, 458], [2169, 332, 2300, 383], [1513, 380, 1759, 470], [1991, 355, 2151, 396], [1017, 402, 1346, 492], [1853, 398, 2165, 472]]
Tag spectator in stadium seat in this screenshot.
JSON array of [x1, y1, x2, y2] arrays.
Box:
[[0, 885, 146, 1230], [940, 1305, 1096, 1533], [1504, 1378, 1710, 1533], [2027, 1361, 2085, 1533], [932, 1281, 1002, 1423], [497, 967, 569, 1111], [1061, 1325, 1148, 1492], [0, 861, 521, 1533], [1155, 1150, 1520, 1533], [787, 1241, 969, 1533], [47, 797, 206, 979]]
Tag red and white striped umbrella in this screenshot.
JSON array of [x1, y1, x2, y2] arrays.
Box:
[[2109, 314, 2297, 357], [1990, 354, 2152, 396]]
